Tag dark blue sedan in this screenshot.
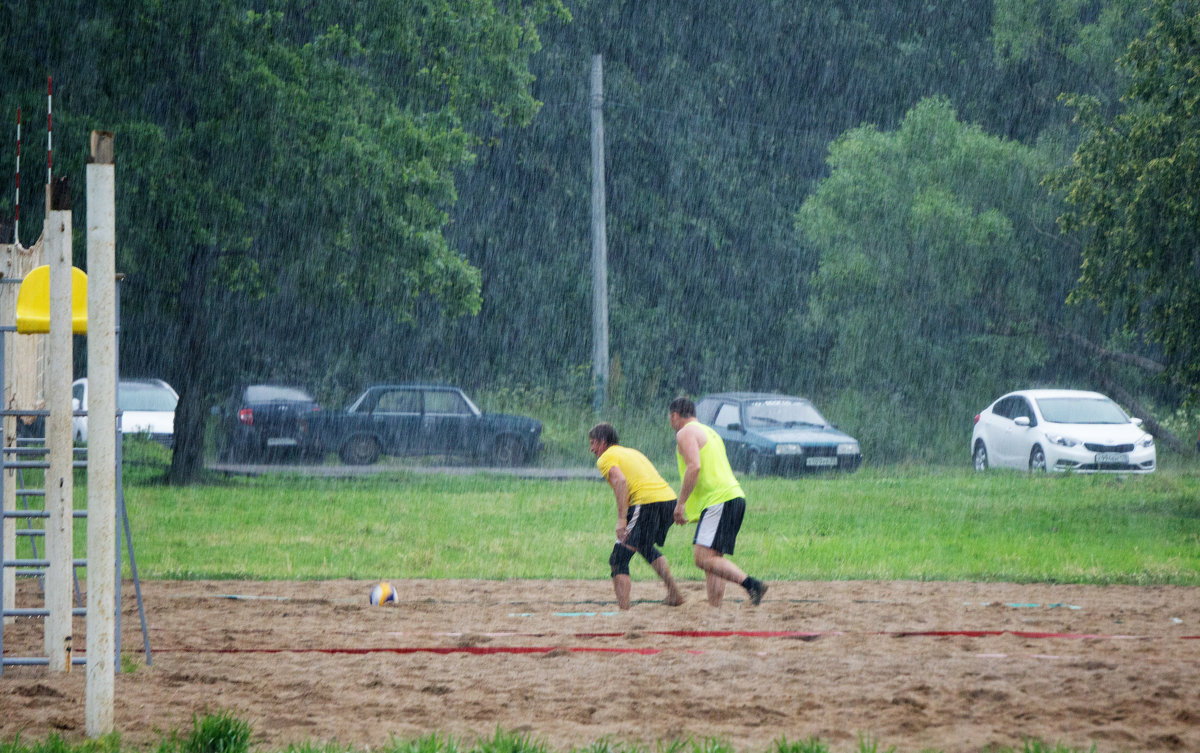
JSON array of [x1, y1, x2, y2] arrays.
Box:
[[695, 392, 862, 476]]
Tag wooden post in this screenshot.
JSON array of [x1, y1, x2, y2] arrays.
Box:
[[44, 177, 72, 672], [85, 131, 116, 735], [590, 54, 609, 412]]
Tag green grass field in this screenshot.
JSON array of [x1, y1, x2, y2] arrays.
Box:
[[98, 447, 1200, 585]]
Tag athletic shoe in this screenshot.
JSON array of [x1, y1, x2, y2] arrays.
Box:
[[746, 581, 768, 606]]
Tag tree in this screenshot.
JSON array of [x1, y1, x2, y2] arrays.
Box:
[[796, 97, 1082, 458], [0, 0, 568, 482], [1054, 0, 1200, 404]]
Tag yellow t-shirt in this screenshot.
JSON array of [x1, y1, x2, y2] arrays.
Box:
[[675, 422, 745, 522], [596, 445, 676, 506]]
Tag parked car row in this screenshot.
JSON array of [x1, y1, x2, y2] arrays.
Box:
[[63, 376, 1163, 478], [215, 382, 544, 467]]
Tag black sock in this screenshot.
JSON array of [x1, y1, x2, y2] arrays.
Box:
[[741, 576, 760, 591]]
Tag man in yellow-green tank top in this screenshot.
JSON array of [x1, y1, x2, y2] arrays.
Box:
[[669, 397, 768, 607], [589, 422, 686, 609]]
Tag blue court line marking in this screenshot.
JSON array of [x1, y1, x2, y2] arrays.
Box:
[[509, 611, 621, 618], [553, 611, 621, 617], [965, 602, 1082, 610]]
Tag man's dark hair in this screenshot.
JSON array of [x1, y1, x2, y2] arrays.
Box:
[[588, 422, 619, 446], [668, 396, 695, 418]]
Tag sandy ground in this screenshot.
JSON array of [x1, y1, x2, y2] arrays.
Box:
[[2, 578, 1198, 753]]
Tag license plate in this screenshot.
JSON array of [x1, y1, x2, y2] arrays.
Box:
[[1095, 452, 1127, 465], [267, 437, 299, 447], [806, 456, 838, 467]]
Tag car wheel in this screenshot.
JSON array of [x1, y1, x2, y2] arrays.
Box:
[[972, 442, 989, 471], [1029, 445, 1047, 473], [490, 437, 527, 466], [339, 435, 380, 465], [746, 453, 766, 476]]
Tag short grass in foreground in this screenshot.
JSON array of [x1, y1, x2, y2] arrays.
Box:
[[0, 712, 1102, 753], [74, 456, 1200, 584]]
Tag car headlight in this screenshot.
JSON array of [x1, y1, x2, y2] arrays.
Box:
[[1047, 433, 1078, 447], [1138, 435, 1155, 448], [837, 442, 860, 455], [774, 443, 803, 455]]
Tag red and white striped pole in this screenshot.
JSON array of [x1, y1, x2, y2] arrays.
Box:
[[47, 76, 52, 188], [13, 107, 19, 245]]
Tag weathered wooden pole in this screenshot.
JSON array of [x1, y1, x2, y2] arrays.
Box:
[[44, 176, 72, 672], [85, 131, 116, 735]]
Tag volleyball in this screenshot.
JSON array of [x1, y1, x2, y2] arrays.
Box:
[[369, 581, 397, 606]]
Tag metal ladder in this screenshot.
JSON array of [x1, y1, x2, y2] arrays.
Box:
[[0, 413, 153, 672], [0, 277, 152, 673]]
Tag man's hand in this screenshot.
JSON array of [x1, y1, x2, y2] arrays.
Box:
[[616, 517, 629, 543], [673, 501, 688, 525]]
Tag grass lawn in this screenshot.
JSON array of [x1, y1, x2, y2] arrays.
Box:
[[93, 450, 1200, 585]]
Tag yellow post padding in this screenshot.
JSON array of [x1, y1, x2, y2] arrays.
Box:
[[15, 265, 89, 335]]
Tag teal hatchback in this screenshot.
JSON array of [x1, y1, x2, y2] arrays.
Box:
[[695, 392, 862, 476]]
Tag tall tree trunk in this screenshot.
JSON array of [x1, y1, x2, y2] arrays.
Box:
[[167, 243, 216, 485]]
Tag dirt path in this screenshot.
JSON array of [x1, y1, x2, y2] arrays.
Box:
[[2, 579, 1198, 753]]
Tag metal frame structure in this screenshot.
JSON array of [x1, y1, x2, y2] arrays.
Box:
[[0, 275, 150, 673]]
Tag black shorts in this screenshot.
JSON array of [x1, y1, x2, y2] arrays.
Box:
[[693, 498, 745, 555], [625, 499, 675, 549]]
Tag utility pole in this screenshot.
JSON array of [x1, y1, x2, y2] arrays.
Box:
[[590, 54, 609, 412]]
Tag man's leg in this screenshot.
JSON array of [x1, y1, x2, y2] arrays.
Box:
[[649, 555, 685, 606], [610, 543, 636, 610], [692, 500, 767, 606], [694, 545, 747, 606], [705, 572, 726, 607], [612, 573, 632, 610]]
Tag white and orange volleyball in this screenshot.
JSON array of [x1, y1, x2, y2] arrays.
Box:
[[369, 581, 397, 606]]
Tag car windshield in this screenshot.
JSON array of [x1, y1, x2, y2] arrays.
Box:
[[744, 399, 826, 428], [246, 385, 313, 402], [1035, 397, 1128, 424], [119, 383, 177, 412]]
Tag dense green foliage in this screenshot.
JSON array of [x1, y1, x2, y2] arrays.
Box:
[[2, 0, 1198, 477], [0, 0, 568, 482], [1054, 0, 1200, 399], [796, 97, 1079, 460]]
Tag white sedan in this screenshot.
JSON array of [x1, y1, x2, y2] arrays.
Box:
[[971, 389, 1155, 473]]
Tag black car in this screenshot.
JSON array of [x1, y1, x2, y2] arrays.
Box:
[[695, 392, 863, 475], [305, 383, 543, 466], [219, 384, 322, 462]]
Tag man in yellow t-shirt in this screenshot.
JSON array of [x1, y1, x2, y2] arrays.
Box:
[[589, 422, 685, 609], [669, 397, 768, 607]]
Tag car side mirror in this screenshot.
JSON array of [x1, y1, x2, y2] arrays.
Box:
[[727, 423, 744, 432], [1014, 416, 1030, 427], [1132, 417, 1144, 427]]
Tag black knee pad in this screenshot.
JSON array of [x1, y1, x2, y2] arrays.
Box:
[[636, 544, 662, 565], [609, 543, 635, 577]]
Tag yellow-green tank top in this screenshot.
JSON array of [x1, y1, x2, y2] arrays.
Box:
[[676, 423, 745, 522]]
